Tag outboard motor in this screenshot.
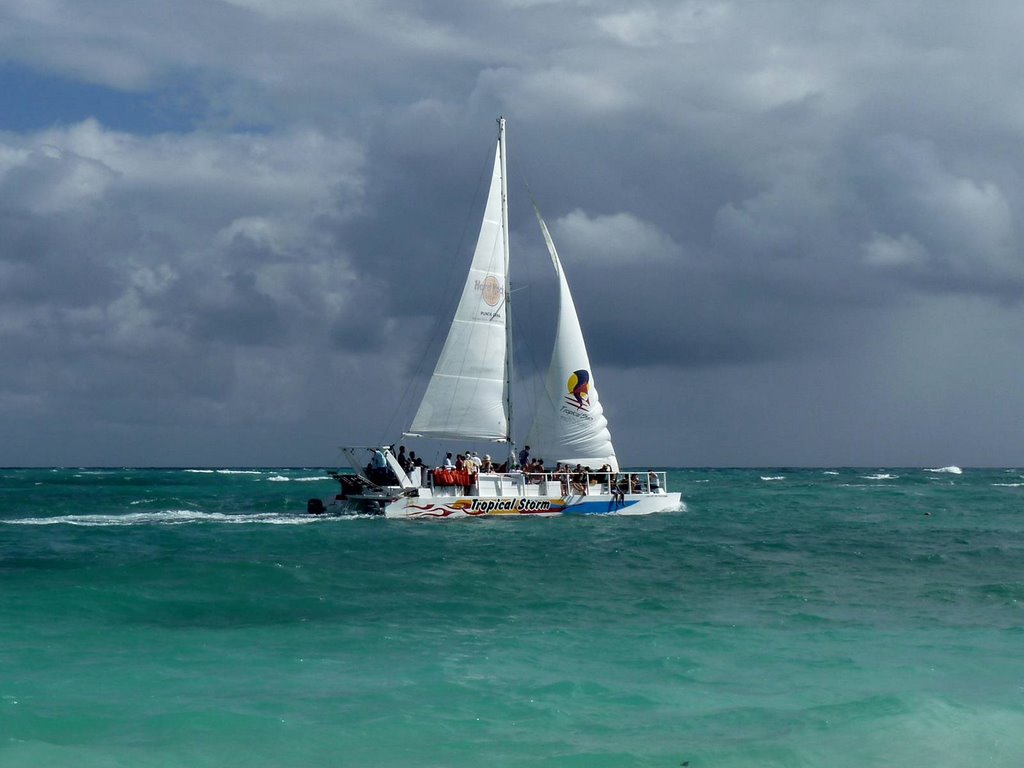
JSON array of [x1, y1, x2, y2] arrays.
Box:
[[307, 498, 327, 515]]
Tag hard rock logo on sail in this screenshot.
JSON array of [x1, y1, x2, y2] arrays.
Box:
[[477, 275, 503, 307], [564, 369, 591, 411]]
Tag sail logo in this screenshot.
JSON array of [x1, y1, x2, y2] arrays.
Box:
[[564, 369, 591, 411], [476, 275, 503, 307]]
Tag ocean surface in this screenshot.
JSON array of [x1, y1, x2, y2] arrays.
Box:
[[1, 466, 1022, 767]]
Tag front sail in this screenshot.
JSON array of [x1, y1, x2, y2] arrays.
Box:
[[526, 207, 619, 472], [408, 143, 509, 441]]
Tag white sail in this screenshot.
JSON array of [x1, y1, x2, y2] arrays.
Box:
[[526, 206, 619, 472], [408, 142, 509, 441]]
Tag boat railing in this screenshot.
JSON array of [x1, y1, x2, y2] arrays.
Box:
[[425, 468, 668, 496]]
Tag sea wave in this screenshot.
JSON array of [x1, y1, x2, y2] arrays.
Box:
[[183, 469, 263, 475], [760, 476, 785, 481], [925, 466, 963, 474], [862, 473, 899, 481], [1, 510, 343, 526]]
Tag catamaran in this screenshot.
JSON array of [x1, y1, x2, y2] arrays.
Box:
[[315, 118, 681, 518]]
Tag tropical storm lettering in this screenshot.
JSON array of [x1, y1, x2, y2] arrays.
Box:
[[470, 498, 552, 513]]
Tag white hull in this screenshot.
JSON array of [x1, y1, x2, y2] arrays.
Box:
[[325, 471, 682, 519], [383, 491, 683, 519]]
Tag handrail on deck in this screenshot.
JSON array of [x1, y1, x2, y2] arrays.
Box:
[[425, 468, 668, 495]]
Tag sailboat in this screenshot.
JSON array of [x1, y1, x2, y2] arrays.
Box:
[[318, 118, 681, 518]]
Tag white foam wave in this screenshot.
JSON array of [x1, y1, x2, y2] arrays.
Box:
[[925, 466, 962, 474], [293, 476, 331, 482], [266, 475, 291, 482], [1, 510, 337, 526], [863, 473, 899, 481], [183, 469, 264, 475], [992, 483, 1024, 488], [823, 471, 840, 476], [760, 476, 785, 481]]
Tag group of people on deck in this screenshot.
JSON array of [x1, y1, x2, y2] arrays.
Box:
[[394, 445, 425, 476], [371, 445, 660, 497]]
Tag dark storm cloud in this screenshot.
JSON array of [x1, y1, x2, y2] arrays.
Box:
[[2, 0, 1024, 465]]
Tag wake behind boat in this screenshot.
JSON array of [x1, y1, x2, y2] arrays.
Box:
[[312, 118, 681, 519]]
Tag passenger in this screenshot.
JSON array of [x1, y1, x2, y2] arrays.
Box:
[[464, 456, 478, 493], [397, 445, 409, 472], [455, 454, 466, 472], [617, 474, 630, 497], [571, 464, 586, 495], [556, 464, 570, 495], [481, 454, 494, 473], [518, 445, 530, 468], [369, 447, 388, 485], [613, 475, 625, 506], [648, 470, 660, 491], [443, 452, 454, 469]]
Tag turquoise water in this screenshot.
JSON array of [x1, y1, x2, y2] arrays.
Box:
[[2, 467, 1022, 767]]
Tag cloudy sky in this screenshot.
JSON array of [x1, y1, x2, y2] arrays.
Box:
[[2, 0, 1023, 467]]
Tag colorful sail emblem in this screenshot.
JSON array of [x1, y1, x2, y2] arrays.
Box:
[[565, 369, 591, 410], [479, 275, 503, 307]]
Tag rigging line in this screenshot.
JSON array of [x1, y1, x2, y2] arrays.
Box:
[[507, 151, 556, 438], [377, 140, 497, 446]]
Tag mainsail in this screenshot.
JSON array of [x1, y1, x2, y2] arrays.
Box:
[[408, 141, 510, 441], [526, 206, 619, 472]]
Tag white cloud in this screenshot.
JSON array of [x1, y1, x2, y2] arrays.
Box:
[[861, 233, 927, 268], [0, 119, 370, 418], [552, 209, 682, 262], [596, 2, 731, 48]]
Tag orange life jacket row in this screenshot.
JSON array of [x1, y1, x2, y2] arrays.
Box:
[[433, 469, 473, 486]]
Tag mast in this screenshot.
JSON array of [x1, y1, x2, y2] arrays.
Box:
[[498, 117, 516, 466]]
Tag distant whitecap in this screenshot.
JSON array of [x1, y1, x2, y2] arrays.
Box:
[[761, 476, 785, 481], [925, 466, 963, 474]]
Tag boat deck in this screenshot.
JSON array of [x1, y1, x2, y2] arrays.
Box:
[[427, 470, 668, 499]]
